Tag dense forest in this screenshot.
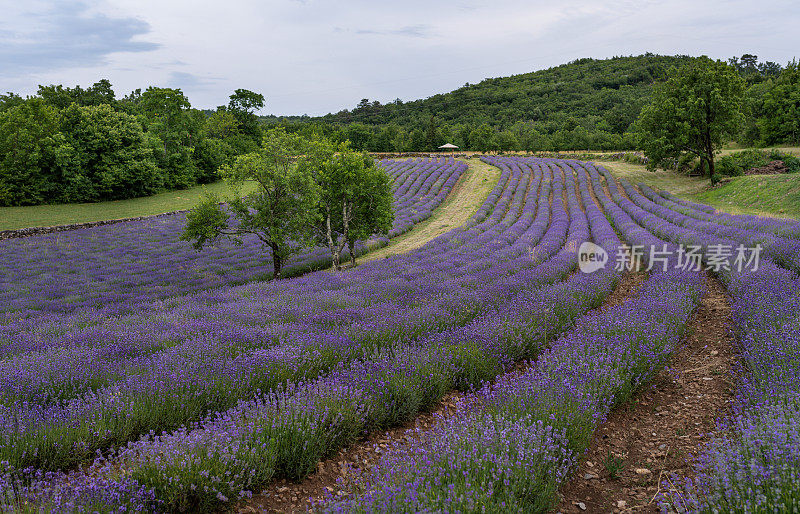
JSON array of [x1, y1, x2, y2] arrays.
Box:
[[267, 53, 797, 153], [0, 83, 264, 206]]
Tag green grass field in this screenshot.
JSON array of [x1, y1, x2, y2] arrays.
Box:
[[602, 160, 800, 220], [0, 181, 256, 231], [719, 145, 800, 157]]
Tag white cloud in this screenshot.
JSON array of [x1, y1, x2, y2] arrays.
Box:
[[2, 0, 798, 115]]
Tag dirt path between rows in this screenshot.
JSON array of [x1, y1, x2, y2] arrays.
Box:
[[558, 273, 735, 513], [238, 266, 648, 514], [238, 268, 647, 514], [358, 158, 500, 263]]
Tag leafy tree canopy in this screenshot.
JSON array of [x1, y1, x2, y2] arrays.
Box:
[[182, 128, 320, 279], [637, 56, 746, 184]]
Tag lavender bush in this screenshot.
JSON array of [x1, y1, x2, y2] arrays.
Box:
[[0, 158, 466, 317]]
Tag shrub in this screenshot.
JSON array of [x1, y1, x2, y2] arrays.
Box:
[[768, 148, 800, 173], [781, 154, 800, 173], [716, 149, 769, 176]]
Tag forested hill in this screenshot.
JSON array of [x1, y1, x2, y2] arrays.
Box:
[[265, 54, 699, 151], [324, 54, 691, 129]]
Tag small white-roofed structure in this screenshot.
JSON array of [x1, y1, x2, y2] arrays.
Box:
[[438, 143, 459, 154]]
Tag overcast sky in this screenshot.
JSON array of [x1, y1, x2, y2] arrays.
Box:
[[2, 0, 798, 116]]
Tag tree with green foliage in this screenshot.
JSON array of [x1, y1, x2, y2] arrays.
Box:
[[0, 98, 61, 205], [38, 80, 116, 109], [181, 128, 320, 279], [300, 139, 394, 270], [136, 87, 199, 189], [759, 62, 800, 145], [55, 104, 161, 202], [637, 56, 745, 184], [227, 89, 265, 145], [344, 158, 394, 266], [425, 116, 440, 151], [470, 124, 497, 153], [204, 110, 241, 140], [192, 109, 242, 183], [0, 93, 25, 113]]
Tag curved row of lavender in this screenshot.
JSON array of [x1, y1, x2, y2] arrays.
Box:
[[319, 158, 800, 512], [633, 183, 800, 274], [0, 156, 628, 511], [584, 166, 800, 513], [654, 187, 800, 239], [319, 159, 705, 512], [0, 157, 466, 317], [2, 157, 797, 512]]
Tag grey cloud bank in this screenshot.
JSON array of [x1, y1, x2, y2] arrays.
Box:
[[1, 0, 798, 116]]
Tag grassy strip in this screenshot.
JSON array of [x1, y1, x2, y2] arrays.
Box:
[[718, 145, 800, 157], [691, 174, 800, 219], [603, 160, 800, 219], [0, 181, 258, 231], [360, 159, 501, 262]]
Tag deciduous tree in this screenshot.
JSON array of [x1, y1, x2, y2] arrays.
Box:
[[637, 56, 745, 184], [181, 128, 320, 279], [0, 99, 61, 205], [227, 89, 264, 144], [759, 62, 800, 145], [55, 104, 160, 202], [345, 156, 394, 266], [303, 140, 394, 270], [137, 87, 199, 189]]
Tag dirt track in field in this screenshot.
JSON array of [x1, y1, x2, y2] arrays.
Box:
[[555, 175, 737, 513], [557, 273, 735, 513], [358, 158, 500, 263]]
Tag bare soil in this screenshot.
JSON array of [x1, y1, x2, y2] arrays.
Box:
[[237, 393, 463, 513], [744, 160, 788, 175], [557, 273, 735, 513]]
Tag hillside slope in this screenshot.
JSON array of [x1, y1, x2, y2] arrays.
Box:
[[323, 54, 692, 130], [267, 54, 696, 152]]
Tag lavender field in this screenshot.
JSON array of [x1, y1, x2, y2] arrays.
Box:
[[0, 158, 466, 318], [1, 157, 799, 513]]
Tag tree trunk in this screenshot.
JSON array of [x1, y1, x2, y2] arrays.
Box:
[[708, 154, 718, 185], [270, 242, 282, 280], [348, 238, 357, 267], [326, 211, 341, 271]]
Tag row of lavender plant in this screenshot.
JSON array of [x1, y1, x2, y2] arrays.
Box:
[[0, 158, 556, 474], [323, 269, 703, 513], [653, 187, 800, 239], [0, 158, 625, 511], [583, 164, 800, 512], [615, 178, 800, 273], [0, 161, 518, 405], [319, 158, 705, 513], [0, 157, 467, 318]]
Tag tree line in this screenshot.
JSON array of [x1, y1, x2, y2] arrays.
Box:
[[181, 129, 394, 279], [0, 81, 265, 206], [268, 54, 800, 153], [2, 53, 798, 207]]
